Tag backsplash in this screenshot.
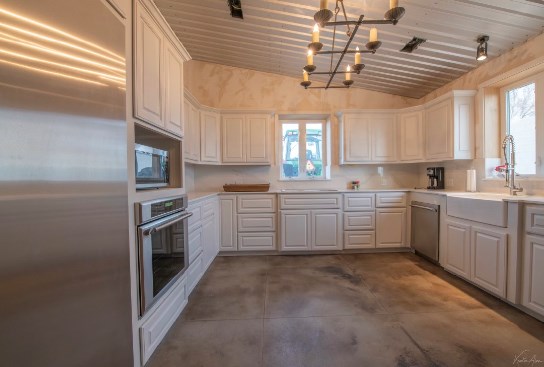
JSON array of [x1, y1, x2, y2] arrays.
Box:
[[188, 163, 420, 192]]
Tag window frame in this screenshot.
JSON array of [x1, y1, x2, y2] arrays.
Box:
[[500, 73, 544, 177], [278, 118, 331, 181]]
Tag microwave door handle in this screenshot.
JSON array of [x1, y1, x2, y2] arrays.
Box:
[[143, 212, 193, 236]]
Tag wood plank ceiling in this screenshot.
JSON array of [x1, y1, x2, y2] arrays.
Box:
[[154, 0, 544, 98]]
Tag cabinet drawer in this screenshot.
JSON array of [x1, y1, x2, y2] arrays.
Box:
[[140, 277, 187, 364], [280, 194, 342, 210], [201, 198, 217, 219], [187, 252, 204, 293], [526, 205, 544, 236], [343, 193, 375, 211], [238, 232, 276, 251], [237, 194, 276, 213], [188, 226, 203, 264], [344, 231, 375, 249], [188, 204, 202, 230], [238, 213, 276, 232], [344, 212, 375, 230], [376, 192, 407, 207]]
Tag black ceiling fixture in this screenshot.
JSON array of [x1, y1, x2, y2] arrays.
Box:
[[400, 37, 426, 53], [227, 0, 243, 19], [476, 35, 489, 61]]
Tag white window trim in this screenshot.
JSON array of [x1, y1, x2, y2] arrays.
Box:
[[499, 72, 544, 178], [277, 118, 331, 181]]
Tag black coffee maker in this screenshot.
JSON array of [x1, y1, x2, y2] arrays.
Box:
[[426, 167, 445, 190]]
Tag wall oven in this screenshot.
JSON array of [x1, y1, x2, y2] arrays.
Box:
[[135, 143, 169, 189], [135, 195, 192, 316]]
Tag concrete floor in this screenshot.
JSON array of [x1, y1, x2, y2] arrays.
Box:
[[148, 253, 544, 367]]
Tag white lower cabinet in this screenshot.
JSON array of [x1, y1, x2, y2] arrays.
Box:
[[188, 225, 202, 265], [219, 196, 237, 251], [445, 218, 507, 298], [376, 208, 406, 248], [280, 210, 342, 251], [280, 210, 311, 251], [471, 225, 507, 297], [140, 276, 187, 364], [202, 210, 219, 271], [523, 235, 544, 316], [187, 252, 204, 293], [444, 220, 471, 279], [312, 210, 343, 250]]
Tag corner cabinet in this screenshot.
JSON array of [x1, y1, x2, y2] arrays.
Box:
[[134, 0, 190, 137], [398, 110, 424, 162], [424, 91, 475, 161], [222, 113, 272, 165], [200, 110, 221, 163]]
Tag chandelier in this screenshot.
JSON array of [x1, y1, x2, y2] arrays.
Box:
[[301, 0, 405, 89]]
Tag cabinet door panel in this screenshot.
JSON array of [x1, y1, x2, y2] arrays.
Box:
[[471, 226, 507, 297], [343, 115, 371, 162], [343, 193, 375, 211], [523, 235, 544, 316], [344, 212, 375, 231], [238, 233, 276, 251], [188, 226, 203, 264], [312, 210, 342, 250], [371, 116, 397, 161], [222, 115, 245, 162], [237, 194, 276, 213], [190, 105, 200, 161], [344, 231, 375, 249], [238, 214, 276, 232], [200, 111, 220, 163], [164, 41, 183, 136], [425, 100, 452, 159], [376, 209, 406, 248], [280, 211, 311, 251], [219, 197, 237, 251], [135, 6, 163, 126], [201, 214, 217, 271], [399, 111, 424, 161], [526, 206, 544, 236], [246, 115, 270, 163], [183, 100, 191, 156], [444, 220, 471, 279]]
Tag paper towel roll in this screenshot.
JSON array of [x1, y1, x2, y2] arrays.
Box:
[[466, 170, 477, 192]]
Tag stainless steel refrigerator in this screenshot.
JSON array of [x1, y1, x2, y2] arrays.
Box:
[[0, 0, 133, 366]]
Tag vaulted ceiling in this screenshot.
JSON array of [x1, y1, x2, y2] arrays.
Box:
[[154, 0, 544, 98]]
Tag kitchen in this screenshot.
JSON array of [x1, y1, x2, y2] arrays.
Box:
[[1, 0, 544, 366]]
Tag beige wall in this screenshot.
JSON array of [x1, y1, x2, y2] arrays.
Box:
[[184, 60, 415, 110]]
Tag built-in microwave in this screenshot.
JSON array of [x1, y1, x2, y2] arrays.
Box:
[[135, 143, 169, 189]]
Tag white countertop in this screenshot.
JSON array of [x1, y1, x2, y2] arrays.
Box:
[[186, 188, 544, 205]]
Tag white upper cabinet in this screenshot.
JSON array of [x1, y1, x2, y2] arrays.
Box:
[[222, 114, 245, 163], [134, 0, 190, 136], [425, 91, 475, 161], [163, 42, 184, 136], [399, 110, 424, 161], [200, 110, 221, 163], [184, 99, 200, 162], [371, 115, 397, 162], [340, 112, 397, 164], [134, 3, 163, 126], [342, 114, 371, 163], [222, 113, 272, 164]]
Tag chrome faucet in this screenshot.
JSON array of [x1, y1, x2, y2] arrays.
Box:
[[502, 135, 523, 196]]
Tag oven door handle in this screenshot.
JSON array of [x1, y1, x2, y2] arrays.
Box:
[[143, 212, 193, 236]]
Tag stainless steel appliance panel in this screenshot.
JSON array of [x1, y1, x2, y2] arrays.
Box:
[[410, 201, 440, 263], [0, 1, 132, 366], [136, 196, 191, 316]]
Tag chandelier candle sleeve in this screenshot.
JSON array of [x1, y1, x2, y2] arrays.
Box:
[[303, 70, 309, 82], [345, 65, 351, 80], [320, 0, 328, 10], [307, 50, 314, 65], [355, 46, 361, 65], [312, 24, 320, 43], [390, 0, 398, 9], [369, 28, 378, 42]]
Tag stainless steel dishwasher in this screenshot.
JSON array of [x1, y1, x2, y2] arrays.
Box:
[[410, 201, 440, 263]]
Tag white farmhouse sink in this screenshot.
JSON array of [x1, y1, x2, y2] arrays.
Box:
[[447, 193, 509, 227]]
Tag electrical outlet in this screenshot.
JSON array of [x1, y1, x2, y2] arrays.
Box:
[[381, 177, 388, 186]]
